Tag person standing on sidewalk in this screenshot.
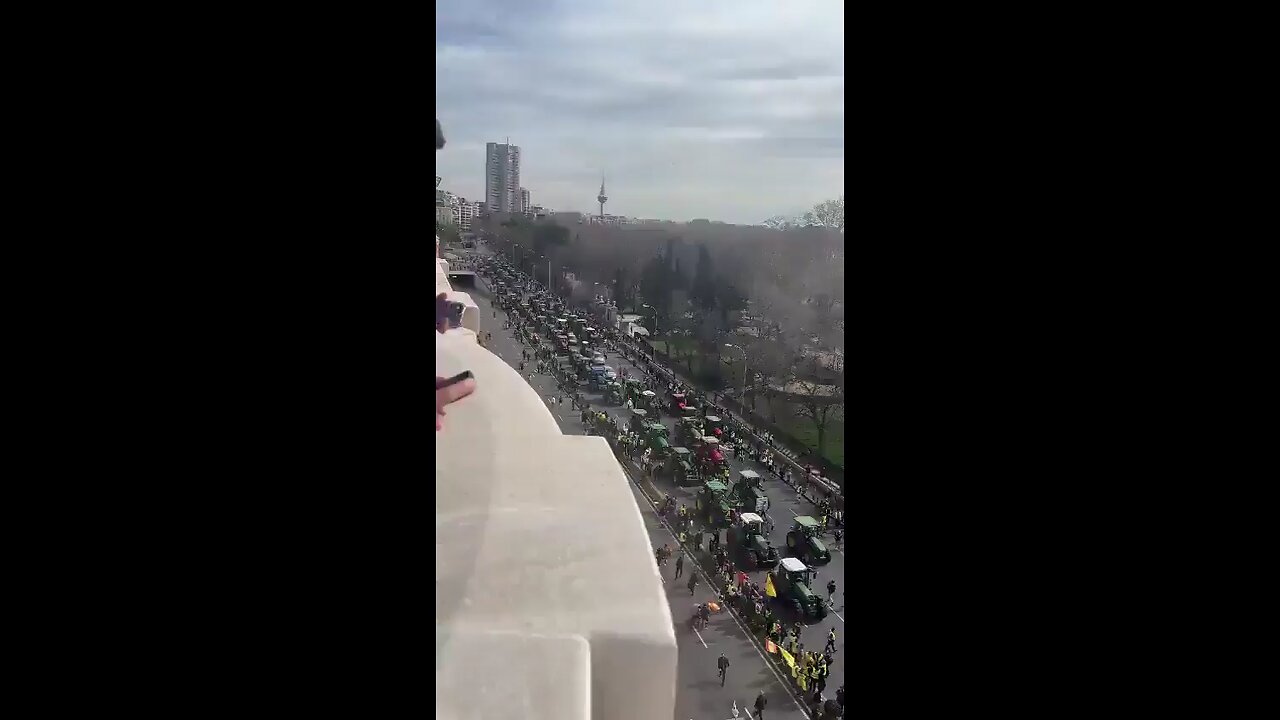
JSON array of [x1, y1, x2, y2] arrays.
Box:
[[674, 552, 684, 580], [754, 689, 767, 718], [716, 652, 730, 686]]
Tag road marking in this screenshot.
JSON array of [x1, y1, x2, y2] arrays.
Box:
[[831, 610, 844, 623], [789, 508, 797, 516], [744, 709, 754, 719], [692, 626, 708, 648], [626, 467, 812, 720]]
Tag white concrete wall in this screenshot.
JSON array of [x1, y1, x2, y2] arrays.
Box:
[[437, 258, 481, 336], [436, 324, 675, 720]]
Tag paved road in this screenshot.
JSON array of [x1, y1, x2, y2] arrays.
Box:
[[467, 272, 816, 720]]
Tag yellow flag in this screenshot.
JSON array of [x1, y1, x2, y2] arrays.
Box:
[[765, 573, 777, 598], [780, 648, 795, 671], [765, 639, 779, 654]]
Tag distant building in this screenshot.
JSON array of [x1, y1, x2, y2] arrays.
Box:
[[458, 198, 475, 230], [520, 187, 530, 215], [485, 141, 521, 213]]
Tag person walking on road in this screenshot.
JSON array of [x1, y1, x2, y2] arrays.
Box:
[[826, 578, 837, 608], [717, 652, 730, 686], [688, 572, 698, 596], [674, 553, 684, 580], [754, 689, 767, 718], [825, 627, 838, 655]]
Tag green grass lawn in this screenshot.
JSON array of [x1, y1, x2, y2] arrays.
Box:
[[773, 411, 845, 469]]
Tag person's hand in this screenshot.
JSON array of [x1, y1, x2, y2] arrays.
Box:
[[436, 375, 477, 431], [440, 292, 455, 333]]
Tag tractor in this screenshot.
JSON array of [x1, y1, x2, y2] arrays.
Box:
[[696, 436, 728, 477], [669, 392, 687, 414], [694, 480, 733, 528], [728, 469, 770, 514], [662, 447, 699, 485], [729, 512, 780, 569], [770, 557, 828, 620], [606, 382, 624, 405], [785, 515, 832, 565], [675, 416, 704, 446], [638, 390, 657, 412], [642, 423, 670, 459], [704, 414, 725, 439], [624, 378, 645, 404], [627, 409, 650, 433]]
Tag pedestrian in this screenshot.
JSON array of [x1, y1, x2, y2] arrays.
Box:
[[717, 652, 730, 686], [825, 627, 837, 655], [674, 553, 684, 580], [754, 690, 767, 718], [826, 579, 837, 608], [688, 573, 698, 596]]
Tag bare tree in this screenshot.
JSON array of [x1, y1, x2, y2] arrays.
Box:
[[801, 195, 845, 234], [790, 371, 843, 456]]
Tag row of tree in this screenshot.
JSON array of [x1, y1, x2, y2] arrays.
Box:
[[478, 196, 845, 459]]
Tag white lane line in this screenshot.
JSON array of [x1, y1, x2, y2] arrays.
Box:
[[831, 610, 845, 623], [744, 708, 754, 720], [692, 626, 709, 648], [789, 508, 797, 516]]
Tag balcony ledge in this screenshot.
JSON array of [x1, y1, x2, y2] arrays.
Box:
[[435, 320, 675, 720]]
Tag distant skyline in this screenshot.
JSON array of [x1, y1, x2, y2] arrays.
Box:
[[436, 0, 844, 225]]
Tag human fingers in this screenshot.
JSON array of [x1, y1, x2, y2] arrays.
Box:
[[436, 376, 477, 412]]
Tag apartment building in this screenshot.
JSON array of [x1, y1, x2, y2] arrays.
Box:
[[485, 142, 521, 213]]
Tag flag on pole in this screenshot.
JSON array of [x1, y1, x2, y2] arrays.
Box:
[[779, 648, 796, 671], [765, 638, 779, 654], [765, 573, 777, 598]]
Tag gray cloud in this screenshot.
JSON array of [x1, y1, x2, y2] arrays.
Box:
[[436, 0, 844, 224]]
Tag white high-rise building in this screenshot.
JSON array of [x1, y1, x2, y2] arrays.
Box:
[[520, 187, 530, 215], [485, 141, 521, 213], [458, 198, 475, 230]]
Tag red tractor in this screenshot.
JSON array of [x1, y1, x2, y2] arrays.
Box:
[[696, 436, 728, 476]]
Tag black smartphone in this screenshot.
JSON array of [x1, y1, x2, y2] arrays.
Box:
[[437, 370, 474, 389]]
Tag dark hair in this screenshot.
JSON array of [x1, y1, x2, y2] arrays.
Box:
[[436, 119, 446, 150]]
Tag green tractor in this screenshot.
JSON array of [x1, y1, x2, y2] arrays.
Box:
[[771, 557, 828, 619], [786, 516, 832, 565], [662, 446, 699, 485], [624, 378, 645, 404], [643, 423, 671, 459], [627, 408, 650, 433], [675, 416, 704, 445], [728, 469, 770, 514], [606, 381, 624, 405], [695, 479, 733, 528], [729, 512, 780, 569]]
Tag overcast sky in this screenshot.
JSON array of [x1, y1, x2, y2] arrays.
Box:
[[436, 0, 844, 225]]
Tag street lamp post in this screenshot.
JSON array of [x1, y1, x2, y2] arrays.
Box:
[[725, 343, 749, 411]]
